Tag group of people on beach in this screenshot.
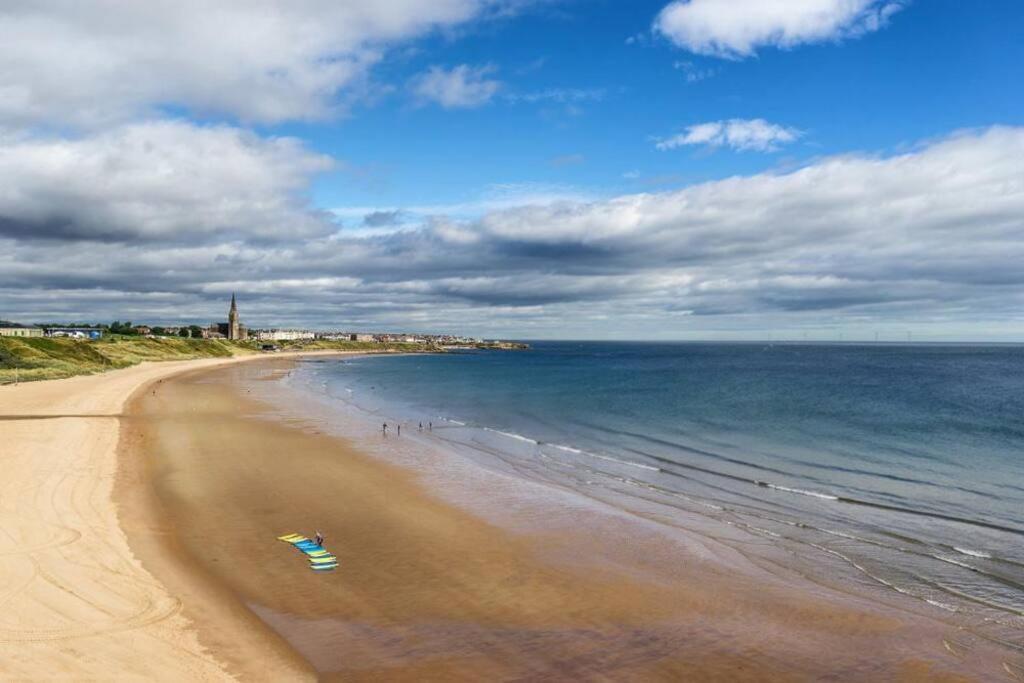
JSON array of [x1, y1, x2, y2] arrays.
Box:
[[381, 421, 432, 436]]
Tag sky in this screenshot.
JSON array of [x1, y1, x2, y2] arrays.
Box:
[[1, 0, 1022, 340]]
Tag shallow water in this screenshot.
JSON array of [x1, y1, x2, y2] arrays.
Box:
[[287, 342, 1024, 652]]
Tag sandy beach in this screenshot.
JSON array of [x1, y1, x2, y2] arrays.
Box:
[[0, 357, 254, 680], [0, 355, 1014, 680], [0, 353, 366, 680], [122, 359, 1012, 681]]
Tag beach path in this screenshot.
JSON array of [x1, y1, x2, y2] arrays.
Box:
[[0, 359, 291, 680]]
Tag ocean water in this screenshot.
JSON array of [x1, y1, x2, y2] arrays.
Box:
[[290, 342, 1024, 649]]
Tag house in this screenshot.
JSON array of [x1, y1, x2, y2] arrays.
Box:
[[0, 322, 43, 338], [253, 329, 315, 341]]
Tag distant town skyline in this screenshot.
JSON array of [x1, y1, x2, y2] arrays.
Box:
[[1, 2, 1023, 340]]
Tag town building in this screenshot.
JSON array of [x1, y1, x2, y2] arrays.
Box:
[[253, 329, 315, 342], [0, 322, 43, 338]]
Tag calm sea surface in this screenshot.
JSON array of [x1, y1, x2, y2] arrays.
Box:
[[290, 342, 1024, 649]]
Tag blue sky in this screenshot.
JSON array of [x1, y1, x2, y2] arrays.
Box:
[[1, 1, 1023, 340], [302, 0, 1023, 214]]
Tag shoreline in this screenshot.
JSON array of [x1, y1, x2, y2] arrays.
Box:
[[0, 356, 249, 680], [0, 351, 395, 680], [119, 357, 1008, 680], [0, 352, 1014, 679]]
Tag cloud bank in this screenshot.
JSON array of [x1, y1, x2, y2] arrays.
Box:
[[0, 121, 333, 242], [0, 0, 527, 126], [655, 0, 904, 59], [4, 127, 1023, 338]]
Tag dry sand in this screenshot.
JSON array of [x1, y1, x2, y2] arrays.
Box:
[[0, 355, 1011, 681], [0, 353, 363, 681], [0, 358, 255, 680]]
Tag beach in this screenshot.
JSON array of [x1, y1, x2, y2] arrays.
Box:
[[0, 353, 1016, 680], [0, 357, 268, 680], [125, 357, 1019, 680]]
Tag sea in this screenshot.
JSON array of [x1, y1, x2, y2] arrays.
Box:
[[283, 341, 1024, 652]]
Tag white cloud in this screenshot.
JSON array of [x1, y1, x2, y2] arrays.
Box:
[[657, 119, 801, 152], [0, 1, 525, 126], [4, 127, 1024, 338], [410, 64, 503, 108], [0, 120, 334, 241], [655, 0, 905, 59]]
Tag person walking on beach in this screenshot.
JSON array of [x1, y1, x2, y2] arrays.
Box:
[[418, 422, 423, 431], [397, 424, 401, 436], [382, 422, 388, 435], [429, 422, 432, 431]]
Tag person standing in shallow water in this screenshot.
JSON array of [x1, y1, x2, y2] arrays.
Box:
[[397, 424, 401, 436], [382, 423, 388, 435]]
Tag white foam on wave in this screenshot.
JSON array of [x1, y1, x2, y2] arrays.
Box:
[[925, 599, 958, 612], [445, 419, 466, 426], [933, 555, 975, 571], [747, 525, 783, 539], [590, 453, 659, 472], [484, 427, 538, 445], [821, 528, 861, 541], [758, 481, 839, 501], [550, 444, 659, 472], [953, 547, 992, 559]]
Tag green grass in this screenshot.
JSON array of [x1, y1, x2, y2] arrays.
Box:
[[0, 335, 253, 384], [0, 335, 446, 384]]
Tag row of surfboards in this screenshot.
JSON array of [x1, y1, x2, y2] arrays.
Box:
[[277, 533, 339, 571]]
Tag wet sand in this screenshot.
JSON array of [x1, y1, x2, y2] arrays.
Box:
[[113, 357, 1019, 681]]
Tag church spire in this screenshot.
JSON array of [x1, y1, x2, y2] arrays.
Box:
[[230, 292, 237, 313]]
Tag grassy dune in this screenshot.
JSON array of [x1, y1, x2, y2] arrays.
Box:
[[0, 335, 445, 384], [0, 336, 249, 384]]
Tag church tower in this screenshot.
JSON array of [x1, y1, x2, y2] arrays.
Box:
[[228, 293, 240, 340]]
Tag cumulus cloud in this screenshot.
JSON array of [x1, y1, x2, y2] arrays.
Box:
[[657, 118, 801, 152], [655, 0, 905, 59], [411, 64, 503, 108], [0, 121, 334, 242], [4, 127, 1024, 338], [0, 1, 527, 127]]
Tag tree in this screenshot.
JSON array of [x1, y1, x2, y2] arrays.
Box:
[[109, 320, 137, 335]]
